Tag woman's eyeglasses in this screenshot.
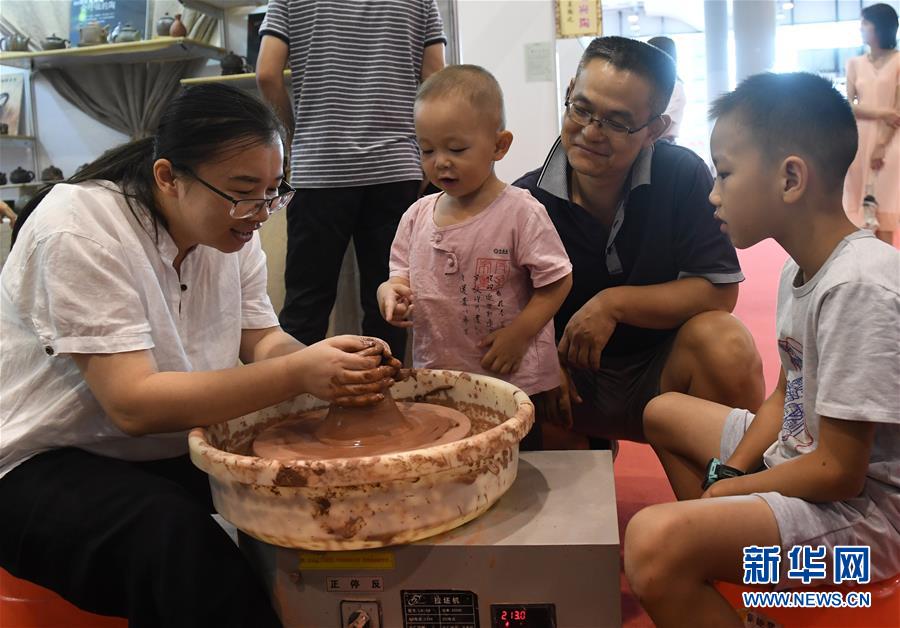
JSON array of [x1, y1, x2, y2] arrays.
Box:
[[176, 165, 295, 220]]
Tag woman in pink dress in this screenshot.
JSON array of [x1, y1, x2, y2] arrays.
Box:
[[843, 3, 900, 245]]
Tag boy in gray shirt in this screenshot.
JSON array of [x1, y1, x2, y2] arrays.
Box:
[[623, 72, 900, 627]]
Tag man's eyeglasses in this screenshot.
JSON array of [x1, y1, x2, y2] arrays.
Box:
[[176, 166, 295, 220], [564, 100, 659, 135]]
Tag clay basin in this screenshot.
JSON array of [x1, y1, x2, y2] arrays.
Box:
[[189, 369, 534, 550]]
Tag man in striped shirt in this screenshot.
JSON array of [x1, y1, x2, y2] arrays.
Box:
[[257, 0, 446, 356]]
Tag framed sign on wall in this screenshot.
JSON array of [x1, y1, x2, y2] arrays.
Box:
[[556, 0, 602, 39]]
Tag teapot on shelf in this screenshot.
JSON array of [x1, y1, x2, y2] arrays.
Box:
[[112, 24, 142, 43], [220, 51, 253, 76], [9, 167, 35, 184], [41, 33, 69, 50], [156, 13, 175, 36], [0, 172, 7, 186], [78, 21, 109, 46], [0, 34, 31, 52], [41, 165, 64, 182]]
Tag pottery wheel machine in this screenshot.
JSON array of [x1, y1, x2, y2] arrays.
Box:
[[190, 362, 622, 628], [240, 450, 620, 628]]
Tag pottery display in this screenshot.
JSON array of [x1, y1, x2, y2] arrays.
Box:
[[169, 14, 187, 38], [40, 165, 63, 182], [9, 167, 35, 184], [0, 172, 7, 186], [78, 21, 109, 46], [220, 51, 252, 76], [190, 369, 534, 550], [112, 24, 141, 43], [156, 13, 175, 36], [40, 34, 69, 51], [0, 34, 31, 52]]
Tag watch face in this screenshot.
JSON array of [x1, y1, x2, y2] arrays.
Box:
[[703, 458, 720, 489]]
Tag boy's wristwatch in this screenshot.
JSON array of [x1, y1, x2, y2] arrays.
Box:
[[702, 457, 745, 490]]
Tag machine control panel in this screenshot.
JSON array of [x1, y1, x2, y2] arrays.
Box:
[[490, 603, 557, 627]]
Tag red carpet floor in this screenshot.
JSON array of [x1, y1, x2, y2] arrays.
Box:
[[615, 239, 788, 627]]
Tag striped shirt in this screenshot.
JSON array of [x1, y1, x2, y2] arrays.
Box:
[[260, 0, 446, 188]]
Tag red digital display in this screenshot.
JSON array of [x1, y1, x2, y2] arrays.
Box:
[[490, 603, 556, 627], [499, 608, 527, 623]]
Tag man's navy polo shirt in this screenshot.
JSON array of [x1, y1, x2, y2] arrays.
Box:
[[514, 138, 743, 357]]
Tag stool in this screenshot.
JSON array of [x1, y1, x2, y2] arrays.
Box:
[[0, 568, 127, 627], [716, 573, 900, 628]]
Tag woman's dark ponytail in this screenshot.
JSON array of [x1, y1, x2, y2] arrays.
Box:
[[12, 83, 285, 247]]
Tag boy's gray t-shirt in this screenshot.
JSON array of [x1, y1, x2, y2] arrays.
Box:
[[764, 230, 900, 494]]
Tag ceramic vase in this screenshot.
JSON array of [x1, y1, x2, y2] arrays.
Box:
[[169, 14, 187, 38]]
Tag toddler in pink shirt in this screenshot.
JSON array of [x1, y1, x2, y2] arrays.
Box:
[[377, 65, 572, 399]]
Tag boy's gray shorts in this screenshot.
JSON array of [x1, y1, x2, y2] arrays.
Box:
[[722, 408, 900, 588]]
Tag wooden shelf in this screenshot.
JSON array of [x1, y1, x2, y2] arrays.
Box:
[[178, 0, 268, 19], [0, 37, 225, 70], [0, 135, 36, 143], [180, 69, 290, 88], [0, 183, 43, 191], [184, 0, 264, 7]]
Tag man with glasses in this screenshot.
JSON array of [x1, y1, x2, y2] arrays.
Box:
[[514, 36, 765, 450]]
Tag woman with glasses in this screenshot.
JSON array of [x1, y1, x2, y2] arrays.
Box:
[[0, 83, 397, 627]]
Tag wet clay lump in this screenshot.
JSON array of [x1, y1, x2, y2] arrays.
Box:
[[252, 342, 471, 460]]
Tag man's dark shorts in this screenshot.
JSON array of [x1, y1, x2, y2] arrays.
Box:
[[569, 335, 676, 443]]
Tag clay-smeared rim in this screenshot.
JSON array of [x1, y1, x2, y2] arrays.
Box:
[[189, 371, 535, 488]]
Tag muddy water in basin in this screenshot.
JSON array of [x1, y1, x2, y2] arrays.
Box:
[[252, 393, 471, 461]]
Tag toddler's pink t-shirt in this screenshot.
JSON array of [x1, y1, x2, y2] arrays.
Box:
[[389, 186, 572, 395]]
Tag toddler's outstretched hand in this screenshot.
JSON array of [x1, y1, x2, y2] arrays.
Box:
[[377, 280, 415, 328], [479, 326, 527, 375]]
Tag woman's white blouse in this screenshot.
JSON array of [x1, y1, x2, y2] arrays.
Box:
[[0, 182, 278, 478]]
